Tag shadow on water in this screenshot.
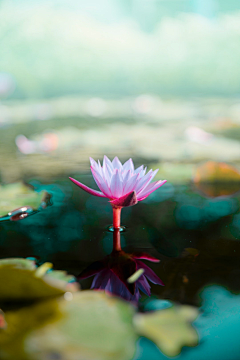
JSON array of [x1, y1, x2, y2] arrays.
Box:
[[1, 176, 240, 306]]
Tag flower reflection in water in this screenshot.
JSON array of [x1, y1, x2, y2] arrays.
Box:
[[79, 228, 164, 302]]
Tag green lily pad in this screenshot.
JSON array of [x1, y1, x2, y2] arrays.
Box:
[[0, 257, 36, 270], [0, 291, 137, 360], [0, 258, 79, 301], [0, 257, 198, 359], [134, 305, 199, 357], [0, 182, 50, 217], [26, 291, 137, 360], [0, 298, 61, 360], [46, 269, 76, 284]]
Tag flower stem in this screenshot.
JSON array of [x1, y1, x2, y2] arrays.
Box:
[[112, 206, 122, 251], [113, 228, 121, 251], [112, 206, 122, 229]]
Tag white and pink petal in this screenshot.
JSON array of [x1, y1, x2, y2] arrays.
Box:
[[122, 173, 139, 196], [110, 169, 123, 198], [134, 165, 144, 175], [69, 177, 106, 198], [112, 156, 123, 170], [91, 167, 112, 198], [122, 169, 131, 184], [122, 158, 134, 173], [103, 155, 114, 172], [102, 162, 112, 186], [137, 180, 167, 201]]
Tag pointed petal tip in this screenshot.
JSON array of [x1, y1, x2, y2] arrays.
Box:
[[156, 179, 167, 186], [112, 156, 123, 170], [137, 179, 167, 201], [104, 154, 110, 161], [69, 176, 106, 198]]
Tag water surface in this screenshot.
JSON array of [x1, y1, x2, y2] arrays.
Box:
[[1, 176, 240, 306]]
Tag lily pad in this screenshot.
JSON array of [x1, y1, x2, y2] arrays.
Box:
[[0, 258, 79, 301], [133, 305, 198, 357], [25, 291, 137, 360], [194, 161, 240, 183], [193, 161, 240, 197], [0, 298, 61, 360], [0, 182, 50, 218]]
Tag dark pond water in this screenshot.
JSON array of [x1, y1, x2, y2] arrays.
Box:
[[1, 176, 240, 307]]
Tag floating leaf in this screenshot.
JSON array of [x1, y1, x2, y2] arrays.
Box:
[[194, 161, 240, 183], [0, 298, 61, 360], [45, 269, 76, 284], [193, 162, 240, 197], [134, 305, 198, 357], [0, 257, 36, 270], [25, 291, 137, 360], [0, 258, 78, 301], [0, 182, 51, 219]]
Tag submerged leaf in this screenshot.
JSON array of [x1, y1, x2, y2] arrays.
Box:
[[0, 258, 78, 301], [134, 305, 198, 357]]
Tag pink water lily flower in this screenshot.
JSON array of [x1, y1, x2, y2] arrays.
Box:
[[70, 156, 167, 228]]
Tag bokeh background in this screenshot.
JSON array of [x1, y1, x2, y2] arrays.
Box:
[[1, 0, 240, 302], [2, 3, 240, 359], [1, 0, 240, 183]]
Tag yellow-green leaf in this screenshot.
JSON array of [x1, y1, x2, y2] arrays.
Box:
[[194, 161, 240, 183], [193, 161, 240, 197], [134, 305, 198, 357], [25, 291, 137, 360], [0, 298, 61, 360], [0, 182, 50, 217], [0, 258, 78, 301]]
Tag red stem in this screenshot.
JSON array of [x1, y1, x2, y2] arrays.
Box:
[[112, 206, 122, 229], [112, 206, 122, 251], [113, 227, 121, 251]]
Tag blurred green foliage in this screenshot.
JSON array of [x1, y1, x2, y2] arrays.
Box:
[[134, 304, 198, 357], [0, 283, 198, 360], [0, 183, 48, 217], [0, 258, 78, 300]]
